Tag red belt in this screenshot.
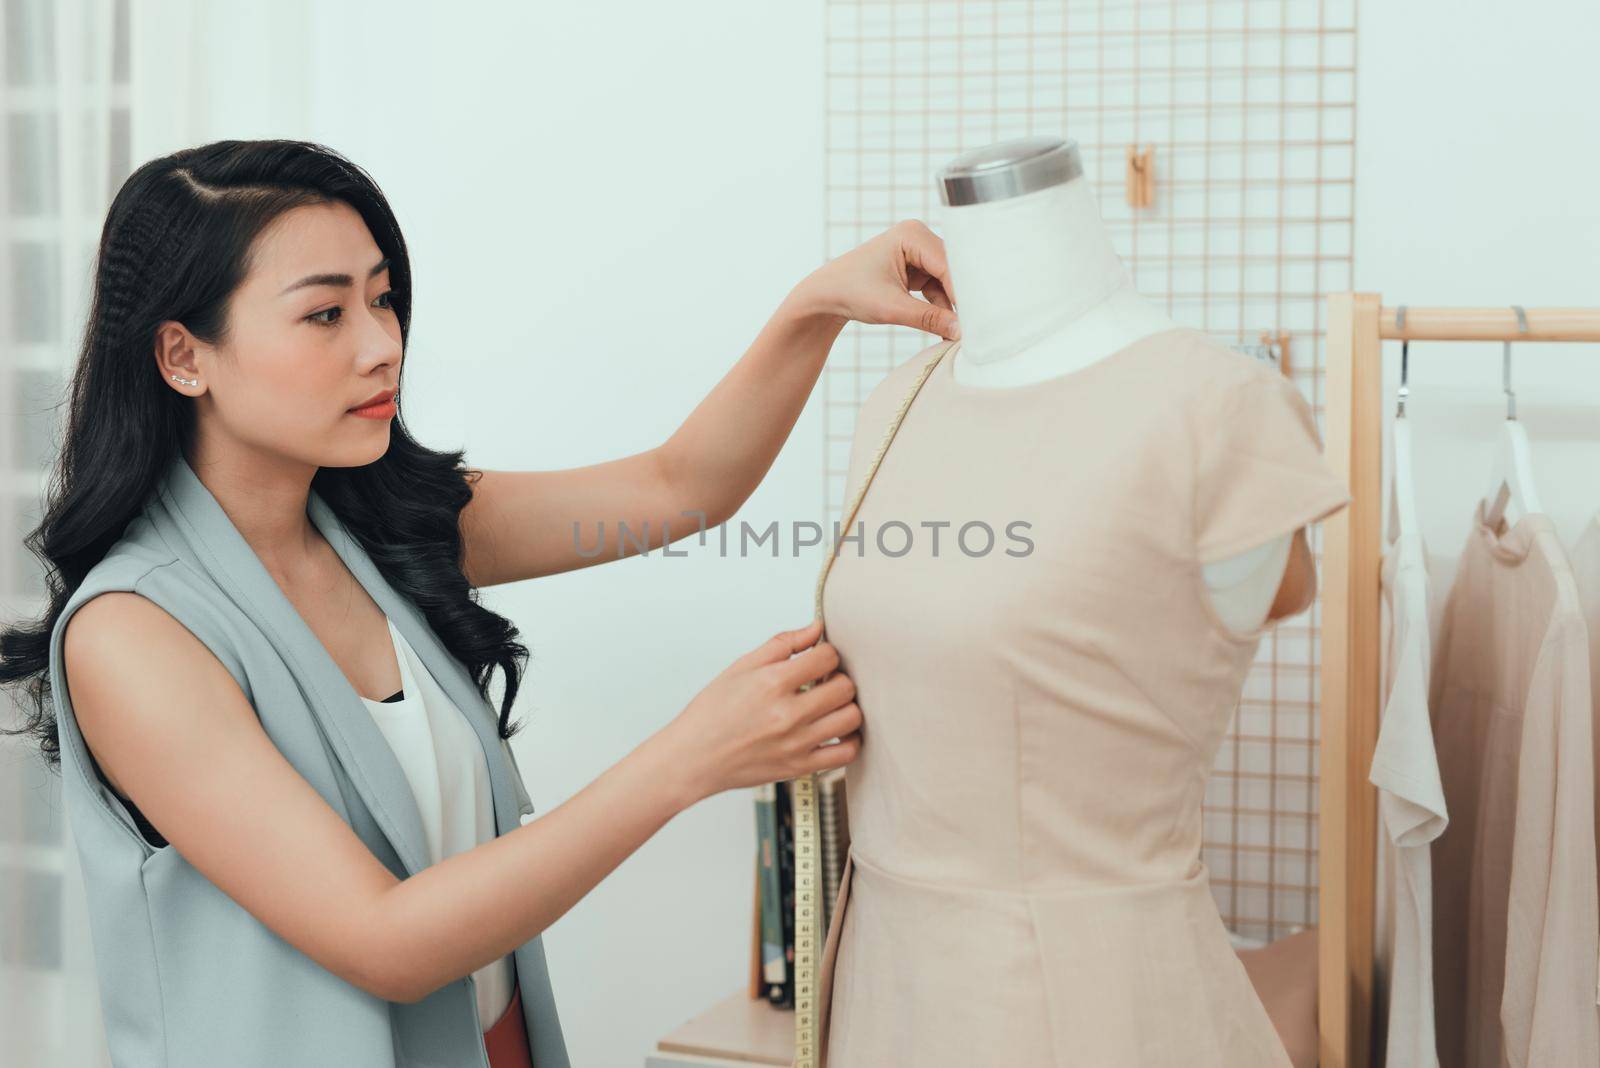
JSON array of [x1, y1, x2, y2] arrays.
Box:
[[484, 982, 533, 1068]]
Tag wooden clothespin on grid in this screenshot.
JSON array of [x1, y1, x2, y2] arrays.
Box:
[[1125, 144, 1155, 208], [1235, 331, 1293, 376], [1261, 330, 1291, 376]]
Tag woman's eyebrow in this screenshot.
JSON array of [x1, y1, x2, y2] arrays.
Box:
[[278, 256, 391, 296]]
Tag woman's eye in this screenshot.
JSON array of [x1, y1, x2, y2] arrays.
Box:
[[306, 291, 392, 327]]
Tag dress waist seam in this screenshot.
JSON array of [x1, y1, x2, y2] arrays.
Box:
[[848, 847, 1209, 900]]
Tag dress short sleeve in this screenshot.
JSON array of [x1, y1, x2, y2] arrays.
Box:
[[1192, 368, 1352, 564]]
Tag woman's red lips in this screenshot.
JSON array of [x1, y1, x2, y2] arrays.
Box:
[[349, 388, 396, 411]]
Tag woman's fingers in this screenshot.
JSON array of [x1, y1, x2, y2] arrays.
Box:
[[898, 220, 957, 310], [808, 731, 862, 772], [776, 638, 840, 691], [902, 217, 947, 295], [790, 217, 960, 340], [795, 670, 855, 721], [736, 620, 822, 672], [882, 277, 960, 339], [801, 700, 863, 750], [922, 277, 953, 312]]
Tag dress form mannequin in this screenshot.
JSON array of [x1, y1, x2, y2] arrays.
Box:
[[936, 136, 1302, 636], [813, 135, 1351, 1066]]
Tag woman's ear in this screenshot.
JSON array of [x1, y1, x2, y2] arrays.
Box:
[[154, 320, 205, 393]]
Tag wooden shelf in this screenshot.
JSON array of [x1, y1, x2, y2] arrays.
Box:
[[649, 989, 792, 1067]]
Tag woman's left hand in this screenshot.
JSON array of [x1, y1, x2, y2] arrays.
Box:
[[788, 219, 960, 340]]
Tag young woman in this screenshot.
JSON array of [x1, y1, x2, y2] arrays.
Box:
[[0, 139, 959, 1067]]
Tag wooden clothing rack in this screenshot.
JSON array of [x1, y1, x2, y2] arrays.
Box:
[[1317, 294, 1600, 1068]]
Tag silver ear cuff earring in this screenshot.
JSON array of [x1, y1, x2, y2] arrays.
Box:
[[170, 374, 199, 387]]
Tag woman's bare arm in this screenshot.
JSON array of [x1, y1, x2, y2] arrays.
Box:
[[456, 220, 962, 591], [64, 591, 704, 1003]]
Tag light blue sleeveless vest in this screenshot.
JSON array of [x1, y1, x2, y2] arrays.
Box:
[[47, 453, 571, 1067]]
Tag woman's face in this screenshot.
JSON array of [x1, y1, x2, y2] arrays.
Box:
[[165, 198, 404, 470]]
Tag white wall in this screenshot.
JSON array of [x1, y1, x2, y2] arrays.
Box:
[[1354, 0, 1600, 555], [124, 2, 1600, 1065]]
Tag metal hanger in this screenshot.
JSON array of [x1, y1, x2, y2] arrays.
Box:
[[1390, 307, 1420, 546], [1395, 305, 1411, 419], [1481, 305, 1541, 531]]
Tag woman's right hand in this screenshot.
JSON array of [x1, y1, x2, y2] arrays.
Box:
[[665, 619, 862, 805]]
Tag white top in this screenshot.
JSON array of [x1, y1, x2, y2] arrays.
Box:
[[1369, 457, 1448, 1068], [359, 615, 515, 1031]]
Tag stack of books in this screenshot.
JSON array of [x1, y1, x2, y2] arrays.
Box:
[[817, 768, 849, 930], [749, 768, 851, 1005]]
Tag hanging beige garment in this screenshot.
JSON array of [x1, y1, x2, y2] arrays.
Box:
[[812, 326, 1351, 1067], [1429, 503, 1599, 1068], [1570, 511, 1600, 1007], [1371, 506, 1447, 1068]]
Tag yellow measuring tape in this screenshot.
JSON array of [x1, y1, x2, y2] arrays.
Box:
[[791, 338, 958, 1068]]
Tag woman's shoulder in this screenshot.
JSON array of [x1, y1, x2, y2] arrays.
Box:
[[60, 551, 190, 637], [55, 529, 242, 683], [59, 587, 202, 692]]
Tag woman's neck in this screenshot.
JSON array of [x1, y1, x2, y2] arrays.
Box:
[[181, 443, 322, 578]]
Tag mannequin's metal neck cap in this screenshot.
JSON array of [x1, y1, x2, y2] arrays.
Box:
[[937, 137, 1084, 208]]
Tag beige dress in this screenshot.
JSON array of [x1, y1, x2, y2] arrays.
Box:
[[1428, 503, 1599, 1068], [813, 326, 1352, 1066]]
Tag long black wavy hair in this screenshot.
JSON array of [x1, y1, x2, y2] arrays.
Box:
[[0, 138, 530, 770]]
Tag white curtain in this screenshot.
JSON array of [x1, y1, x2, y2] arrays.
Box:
[[1, 1, 127, 1065]]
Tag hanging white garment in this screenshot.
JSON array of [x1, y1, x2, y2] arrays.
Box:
[[360, 615, 516, 1031], [1369, 416, 1447, 1068]]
